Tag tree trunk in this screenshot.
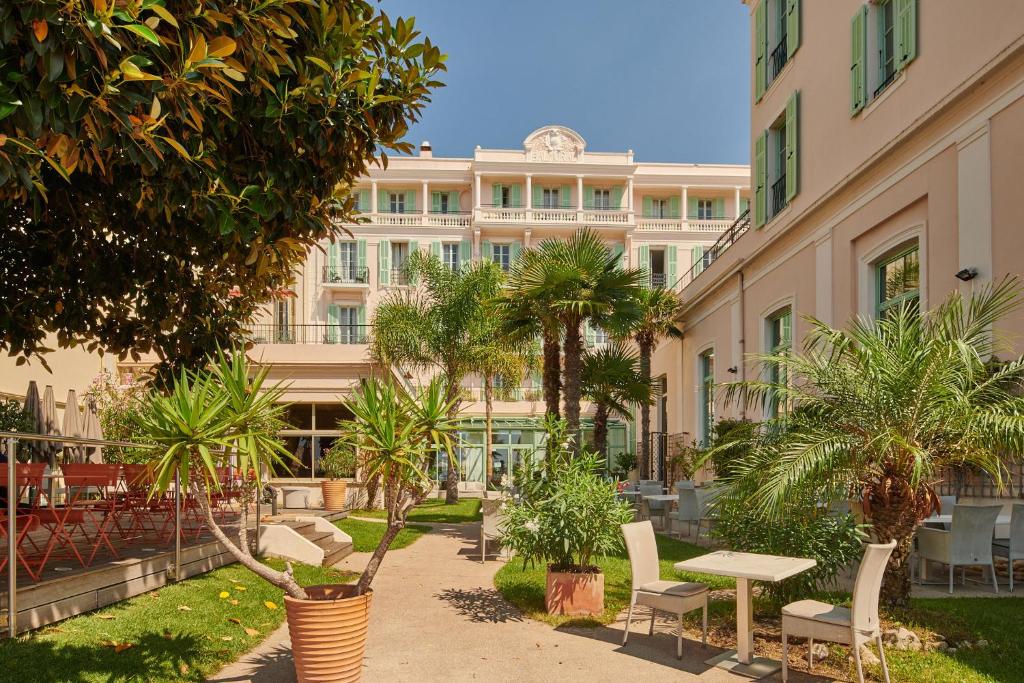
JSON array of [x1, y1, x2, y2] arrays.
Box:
[[562, 320, 583, 458], [444, 381, 462, 504], [355, 520, 403, 595], [192, 478, 308, 600], [593, 403, 609, 458], [637, 337, 653, 479], [868, 492, 922, 608], [542, 327, 561, 419], [484, 375, 494, 487]]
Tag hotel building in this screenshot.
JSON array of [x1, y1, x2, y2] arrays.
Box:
[[658, 0, 1024, 471]]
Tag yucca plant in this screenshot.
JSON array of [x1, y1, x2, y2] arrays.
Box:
[[709, 277, 1024, 606]]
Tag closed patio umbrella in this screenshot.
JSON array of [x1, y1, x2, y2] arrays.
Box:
[[62, 389, 84, 462], [82, 396, 105, 463], [40, 385, 61, 468], [23, 381, 43, 461]]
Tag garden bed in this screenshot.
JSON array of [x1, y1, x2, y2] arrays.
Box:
[[334, 518, 432, 552], [0, 559, 354, 683]]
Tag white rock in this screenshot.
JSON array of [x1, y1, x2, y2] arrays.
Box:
[[976, 639, 988, 648], [851, 646, 881, 667], [810, 643, 829, 661], [885, 626, 922, 651], [947, 647, 958, 654]]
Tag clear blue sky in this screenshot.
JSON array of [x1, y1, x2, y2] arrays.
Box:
[[382, 0, 751, 164]]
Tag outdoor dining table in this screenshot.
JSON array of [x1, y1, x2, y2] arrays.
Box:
[[642, 493, 677, 529], [674, 550, 816, 679]]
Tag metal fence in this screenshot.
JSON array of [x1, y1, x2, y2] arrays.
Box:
[[934, 463, 1024, 499], [245, 323, 370, 345]]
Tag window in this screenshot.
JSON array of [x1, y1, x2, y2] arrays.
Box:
[[592, 189, 610, 210], [876, 246, 919, 318], [274, 299, 292, 342], [501, 186, 512, 208], [877, 0, 896, 95], [756, 0, 799, 100], [593, 326, 609, 346], [698, 350, 715, 446], [439, 193, 450, 214], [852, 0, 917, 114], [542, 188, 560, 209], [388, 192, 405, 214], [769, 117, 787, 219], [766, 308, 792, 417], [697, 199, 713, 220], [337, 242, 357, 280], [651, 199, 668, 219], [649, 249, 666, 287], [337, 306, 360, 343], [492, 243, 511, 272], [756, 91, 799, 227], [442, 243, 459, 271], [391, 242, 409, 285]]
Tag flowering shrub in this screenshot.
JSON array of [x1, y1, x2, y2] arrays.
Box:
[[85, 370, 151, 462], [500, 422, 634, 573]]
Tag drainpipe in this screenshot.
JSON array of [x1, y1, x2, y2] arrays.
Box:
[[738, 268, 746, 421]]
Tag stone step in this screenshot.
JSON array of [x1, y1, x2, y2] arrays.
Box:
[[322, 541, 354, 567], [305, 531, 337, 550]]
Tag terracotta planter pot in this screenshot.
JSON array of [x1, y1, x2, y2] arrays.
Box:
[[285, 584, 373, 682], [321, 480, 348, 511], [545, 569, 604, 616]]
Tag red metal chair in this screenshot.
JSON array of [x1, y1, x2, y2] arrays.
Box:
[[58, 463, 123, 566], [120, 463, 171, 543], [0, 513, 41, 582]]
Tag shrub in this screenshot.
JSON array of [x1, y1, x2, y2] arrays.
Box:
[[320, 441, 358, 480], [0, 399, 33, 461], [85, 371, 151, 463], [667, 438, 702, 483], [501, 423, 634, 572], [613, 451, 638, 478], [707, 418, 754, 478]]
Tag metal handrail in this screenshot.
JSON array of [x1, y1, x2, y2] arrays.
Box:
[[677, 209, 751, 286], [0, 431, 159, 449]]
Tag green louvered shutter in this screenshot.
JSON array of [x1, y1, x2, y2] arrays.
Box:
[[510, 184, 522, 208], [327, 304, 340, 343], [560, 185, 571, 209], [459, 239, 472, 266], [740, 197, 750, 216], [356, 240, 367, 281], [378, 239, 390, 285], [358, 189, 370, 212], [691, 245, 704, 276], [755, 0, 767, 101], [687, 197, 698, 219], [666, 246, 678, 288], [448, 191, 459, 212], [785, 91, 799, 203], [642, 196, 653, 218], [408, 241, 419, 284], [786, 0, 800, 59], [851, 6, 867, 115], [611, 186, 623, 210], [638, 244, 650, 286], [611, 243, 624, 268], [357, 305, 367, 341], [532, 185, 543, 208], [895, 0, 917, 70], [431, 191, 441, 213], [510, 241, 522, 264], [754, 132, 767, 228], [481, 240, 492, 262], [328, 241, 338, 281], [378, 190, 389, 213], [713, 198, 725, 219], [668, 196, 680, 219], [430, 240, 441, 259], [584, 187, 595, 209], [404, 190, 415, 213], [492, 184, 502, 207]]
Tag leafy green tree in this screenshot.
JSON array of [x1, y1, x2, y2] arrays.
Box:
[[0, 1, 444, 375], [710, 278, 1024, 606], [581, 343, 651, 457], [371, 251, 504, 503], [621, 287, 682, 475], [509, 229, 642, 455]]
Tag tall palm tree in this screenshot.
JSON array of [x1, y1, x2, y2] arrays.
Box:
[[581, 343, 652, 457], [512, 229, 642, 455], [623, 287, 683, 477], [711, 277, 1024, 606], [495, 248, 563, 419], [371, 251, 505, 503]]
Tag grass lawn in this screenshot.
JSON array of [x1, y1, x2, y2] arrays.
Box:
[[334, 517, 432, 552], [353, 497, 481, 524], [494, 532, 735, 627], [0, 559, 354, 683]]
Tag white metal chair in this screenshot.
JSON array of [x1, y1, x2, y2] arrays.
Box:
[[621, 521, 708, 659], [480, 498, 506, 563], [992, 503, 1024, 591], [916, 504, 1002, 593], [781, 541, 896, 683]]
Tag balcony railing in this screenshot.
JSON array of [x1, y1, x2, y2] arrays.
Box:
[[635, 216, 734, 232], [648, 272, 667, 288], [770, 174, 788, 217], [679, 208, 751, 286], [769, 34, 788, 82], [389, 267, 410, 286], [245, 323, 370, 345], [321, 265, 369, 285], [358, 210, 471, 228]]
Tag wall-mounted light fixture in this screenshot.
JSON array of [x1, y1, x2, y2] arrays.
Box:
[[727, 366, 739, 374], [955, 267, 978, 282]]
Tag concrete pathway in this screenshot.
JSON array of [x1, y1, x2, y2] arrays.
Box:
[[210, 522, 828, 682]]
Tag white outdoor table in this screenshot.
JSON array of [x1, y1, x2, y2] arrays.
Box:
[[643, 493, 677, 529], [674, 550, 816, 679]]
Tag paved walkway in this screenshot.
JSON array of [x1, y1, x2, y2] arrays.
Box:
[[210, 522, 827, 682]]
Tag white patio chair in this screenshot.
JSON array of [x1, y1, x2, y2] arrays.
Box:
[[992, 503, 1024, 591], [916, 504, 1002, 593], [781, 541, 896, 683], [670, 488, 699, 538], [620, 521, 708, 659], [694, 487, 718, 541], [480, 498, 506, 563], [674, 480, 695, 491], [638, 482, 665, 525]]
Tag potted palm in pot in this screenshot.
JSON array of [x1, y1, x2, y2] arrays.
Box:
[[135, 349, 459, 682], [501, 421, 635, 616], [319, 441, 357, 511]]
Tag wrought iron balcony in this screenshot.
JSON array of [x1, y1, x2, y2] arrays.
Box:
[[245, 324, 370, 345], [321, 265, 369, 285]]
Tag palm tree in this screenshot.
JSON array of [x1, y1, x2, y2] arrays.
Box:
[[581, 343, 652, 457], [511, 229, 642, 454], [371, 251, 505, 503], [495, 248, 563, 419], [712, 277, 1024, 606], [623, 287, 683, 477]]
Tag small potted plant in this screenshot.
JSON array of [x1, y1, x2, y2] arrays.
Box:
[[501, 421, 634, 616], [319, 441, 357, 511], [615, 451, 639, 483]]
